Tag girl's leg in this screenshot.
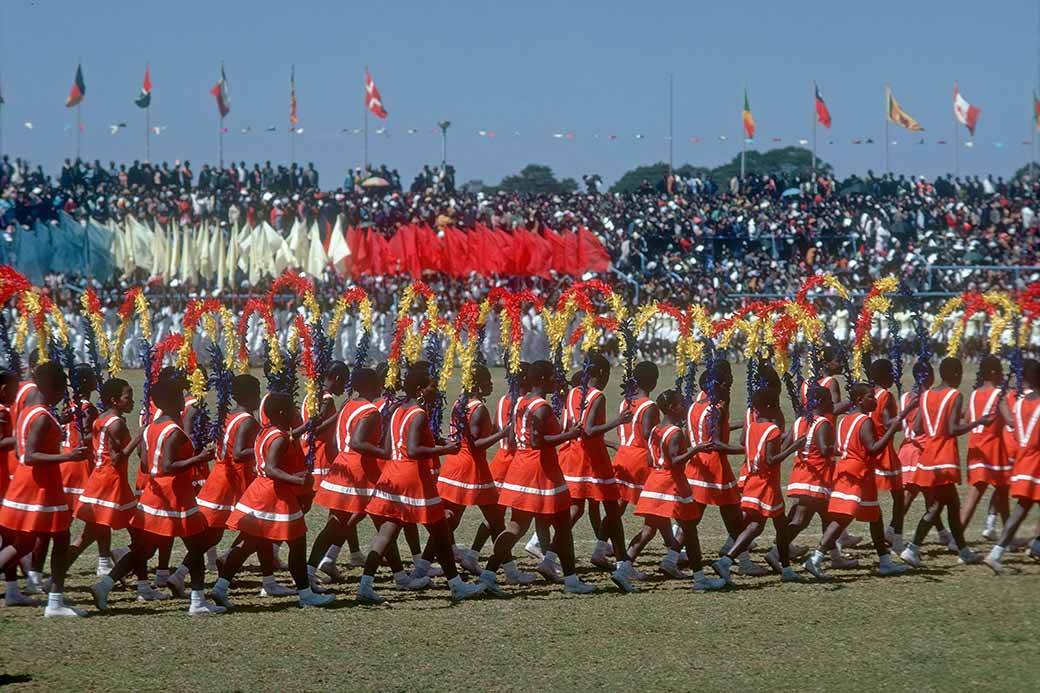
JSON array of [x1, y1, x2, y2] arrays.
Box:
[[993, 486, 1010, 523], [718, 503, 746, 549], [470, 520, 492, 553], [182, 535, 208, 592], [363, 520, 403, 577], [680, 518, 704, 572], [568, 498, 586, 528], [959, 482, 987, 529], [307, 511, 349, 568], [219, 533, 261, 584], [625, 522, 659, 563], [549, 509, 579, 578], [402, 523, 422, 561], [600, 500, 630, 571], [155, 536, 174, 585], [941, 485, 970, 551], [485, 511, 533, 572], [889, 489, 906, 536], [724, 515, 766, 559], [287, 536, 310, 591], [587, 500, 604, 541], [770, 513, 792, 567], [425, 519, 459, 581], [818, 517, 852, 552], [910, 490, 943, 545]]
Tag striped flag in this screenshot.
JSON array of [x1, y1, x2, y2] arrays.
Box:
[[135, 64, 152, 108], [365, 70, 388, 119], [65, 64, 85, 107], [742, 87, 755, 139], [953, 83, 980, 135], [886, 86, 923, 131], [210, 63, 230, 118], [814, 82, 831, 128], [289, 66, 298, 126]]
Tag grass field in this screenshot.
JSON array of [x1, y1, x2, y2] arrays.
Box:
[[1, 364, 1038, 692]]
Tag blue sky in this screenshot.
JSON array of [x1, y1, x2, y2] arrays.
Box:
[[0, 1, 1036, 186]]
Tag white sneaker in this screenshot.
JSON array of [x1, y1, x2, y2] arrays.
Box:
[[90, 578, 114, 610], [478, 571, 507, 596], [780, 566, 803, 582], [763, 547, 782, 574], [802, 557, 828, 580], [983, 555, 1006, 575], [259, 581, 298, 597], [980, 527, 999, 541], [298, 589, 335, 608], [712, 558, 733, 584], [563, 578, 596, 594], [503, 569, 538, 585], [210, 587, 235, 610], [318, 561, 345, 584], [524, 535, 544, 562], [660, 559, 689, 579], [610, 569, 637, 593], [623, 564, 649, 581], [1029, 539, 1040, 560], [459, 551, 483, 576], [837, 531, 862, 550], [112, 546, 130, 563], [427, 563, 444, 578], [884, 525, 895, 545], [356, 583, 386, 604], [590, 549, 613, 571], [44, 604, 87, 617], [937, 529, 957, 553], [449, 579, 487, 601], [166, 573, 186, 598], [735, 555, 769, 577], [958, 548, 983, 565], [789, 544, 811, 561], [5, 590, 41, 607], [899, 545, 922, 568], [136, 584, 170, 602], [878, 559, 908, 577], [346, 552, 367, 568], [536, 559, 564, 584], [23, 573, 44, 595], [692, 573, 728, 591], [829, 553, 860, 569], [187, 601, 227, 616], [393, 574, 432, 591]]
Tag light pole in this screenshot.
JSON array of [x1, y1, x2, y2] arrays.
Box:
[[438, 120, 451, 165]]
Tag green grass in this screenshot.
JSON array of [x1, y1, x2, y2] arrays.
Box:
[[1, 364, 1038, 692]]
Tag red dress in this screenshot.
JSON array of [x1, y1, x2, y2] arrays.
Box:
[[556, 388, 582, 484], [132, 420, 207, 537], [11, 381, 38, 426], [684, 397, 740, 505], [1003, 389, 1029, 463], [870, 388, 903, 491], [226, 426, 307, 541], [488, 395, 514, 487], [437, 399, 499, 506], [897, 392, 923, 483], [739, 419, 784, 517], [195, 411, 256, 528], [0, 403, 14, 500], [612, 397, 654, 504], [966, 386, 1011, 487], [0, 405, 71, 533], [365, 405, 445, 524], [497, 395, 571, 515], [563, 387, 620, 501], [75, 412, 136, 529], [59, 400, 96, 509], [913, 387, 962, 488], [1010, 396, 1040, 502], [786, 415, 833, 500], [301, 392, 337, 477], [259, 392, 311, 497], [800, 377, 840, 428], [635, 424, 703, 521], [314, 399, 382, 513], [828, 413, 881, 521]]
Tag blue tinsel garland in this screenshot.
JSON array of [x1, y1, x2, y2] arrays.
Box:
[[0, 311, 23, 378], [139, 338, 156, 427], [702, 339, 722, 438], [424, 328, 446, 444], [207, 343, 233, 457], [80, 315, 106, 400]]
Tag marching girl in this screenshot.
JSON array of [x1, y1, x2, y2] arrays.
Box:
[[713, 387, 803, 584], [612, 361, 660, 510], [985, 358, 1040, 573], [478, 360, 594, 596], [896, 362, 931, 541], [0, 362, 91, 616], [431, 364, 531, 582], [764, 385, 835, 573], [867, 360, 908, 555], [685, 365, 767, 577], [355, 368, 485, 603], [300, 361, 360, 575], [562, 353, 637, 588], [308, 367, 428, 591], [90, 375, 224, 615], [803, 383, 916, 578], [66, 378, 152, 592], [626, 390, 727, 590], [900, 358, 988, 568], [960, 356, 1012, 535], [210, 392, 334, 609], [59, 364, 99, 512], [0, 368, 37, 607], [799, 347, 850, 416]]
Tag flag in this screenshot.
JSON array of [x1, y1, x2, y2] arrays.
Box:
[[135, 65, 152, 108], [365, 70, 387, 119], [742, 87, 755, 139], [814, 82, 831, 128], [210, 63, 230, 118], [289, 65, 298, 126], [65, 64, 85, 107], [953, 83, 980, 135], [886, 86, 923, 131], [1034, 91, 1039, 131], [0, 78, 4, 105]]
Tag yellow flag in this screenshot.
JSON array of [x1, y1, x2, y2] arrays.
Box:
[[886, 86, 924, 131]]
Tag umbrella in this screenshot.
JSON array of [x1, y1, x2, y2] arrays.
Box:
[[361, 176, 390, 188], [781, 188, 801, 197]]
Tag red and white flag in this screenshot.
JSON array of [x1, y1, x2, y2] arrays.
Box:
[[210, 63, 230, 118], [954, 83, 980, 135], [365, 70, 388, 119]]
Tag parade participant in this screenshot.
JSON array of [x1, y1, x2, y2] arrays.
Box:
[[867, 360, 908, 553], [612, 361, 660, 509], [961, 356, 1012, 534], [58, 364, 98, 512], [0, 362, 90, 616]]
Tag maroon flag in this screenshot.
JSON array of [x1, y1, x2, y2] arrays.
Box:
[[814, 82, 831, 129]]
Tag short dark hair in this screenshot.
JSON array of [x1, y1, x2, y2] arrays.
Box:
[[868, 359, 892, 383], [634, 361, 659, 390], [656, 389, 682, 412], [101, 378, 130, 405], [978, 355, 1002, 378], [939, 357, 962, 381]]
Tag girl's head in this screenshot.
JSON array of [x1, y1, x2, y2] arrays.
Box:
[[757, 362, 781, 391], [849, 383, 877, 414], [403, 368, 434, 401], [351, 367, 381, 400], [939, 357, 962, 387], [655, 389, 684, 421], [1023, 358, 1040, 390], [809, 385, 833, 415], [587, 353, 611, 388], [262, 392, 294, 430], [0, 368, 17, 406], [822, 346, 842, 375], [471, 364, 493, 397], [868, 359, 894, 389], [151, 375, 185, 417], [101, 378, 134, 414], [374, 362, 392, 392], [232, 374, 261, 411], [33, 362, 67, 406], [326, 361, 349, 396], [751, 387, 780, 419], [530, 360, 555, 391], [634, 361, 659, 394], [913, 361, 934, 389], [72, 363, 98, 398], [978, 355, 1003, 384]]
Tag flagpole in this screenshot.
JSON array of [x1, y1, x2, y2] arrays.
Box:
[[219, 114, 224, 168], [884, 85, 890, 175], [290, 65, 296, 168], [811, 81, 817, 193], [76, 103, 82, 159], [954, 85, 960, 178], [363, 67, 369, 172], [668, 72, 674, 177], [145, 103, 150, 161]]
